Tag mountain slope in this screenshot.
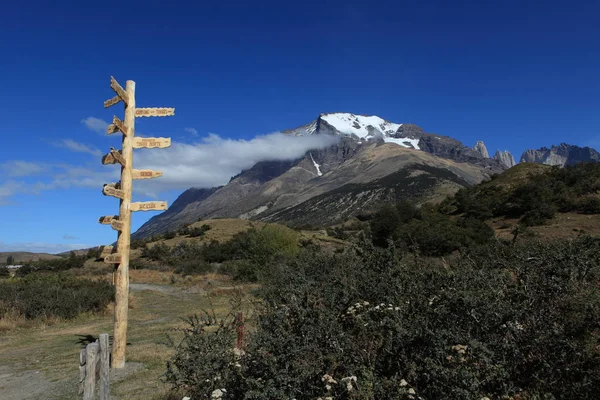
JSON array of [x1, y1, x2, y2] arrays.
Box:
[[133, 113, 506, 237]]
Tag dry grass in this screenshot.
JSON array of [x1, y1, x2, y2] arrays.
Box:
[[0, 276, 252, 400], [492, 212, 600, 241]]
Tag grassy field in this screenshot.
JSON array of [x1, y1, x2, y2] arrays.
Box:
[[0, 271, 253, 400]]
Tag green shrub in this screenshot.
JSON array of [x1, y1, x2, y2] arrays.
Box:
[[0, 273, 113, 320], [164, 231, 177, 240], [165, 236, 600, 399], [189, 224, 211, 238], [0, 266, 9, 278]]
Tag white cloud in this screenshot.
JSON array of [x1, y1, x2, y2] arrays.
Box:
[[63, 235, 78, 240], [1, 161, 46, 177], [184, 127, 199, 136], [134, 132, 339, 195], [57, 139, 103, 157], [81, 116, 109, 135], [0, 241, 93, 254]]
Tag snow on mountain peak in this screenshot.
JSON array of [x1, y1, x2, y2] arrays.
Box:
[[320, 113, 419, 150]]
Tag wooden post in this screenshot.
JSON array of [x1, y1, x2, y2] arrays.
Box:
[[79, 347, 87, 395], [99, 333, 110, 400], [99, 76, 173, 368], [83, 341, 99, 400], [112, 80, 135, 369]]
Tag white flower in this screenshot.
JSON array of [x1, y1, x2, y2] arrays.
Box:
[[321, 374, 337, 384], [394, 307, 400, 311], [400, 379, 408, 387], [211, 388, 227, 399], [408, 388, 416, 394], [182, 397, 191, 400], [325, 384, 331, 391]]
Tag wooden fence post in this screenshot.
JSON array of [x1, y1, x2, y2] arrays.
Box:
[[99, 333, 110, 400], [79, 347, 87, 395], [83, 341, 100, 400]]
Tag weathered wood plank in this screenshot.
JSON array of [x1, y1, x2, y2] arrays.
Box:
[[135, 107, 175, 117], [102, 183, 125, 199], [131, 169, 163, 180], [98, 215, 119, 225], [99, 333, 110, 400], [111, 219, 124, 231], [132, 137, 171, 149], [130, 201, 168, 212], [110, 148, 127, 167], [104, 95, 121, 108], [110, 76, 129, 104], [100, 246, 113, 258], [110, 116, 129, 136], [79, 347, 87, 395], [83, 342, 99, 400], [104, 253, 122, 264]]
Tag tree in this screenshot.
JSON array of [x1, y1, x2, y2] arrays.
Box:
[[6, 255, 14, 265]]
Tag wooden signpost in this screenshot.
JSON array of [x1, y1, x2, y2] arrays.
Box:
[[98, 76, 173, 369]]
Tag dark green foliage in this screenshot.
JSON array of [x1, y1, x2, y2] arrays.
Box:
[[370, 202, 494, 256], [164, 231, 177, 240], [0, 273, 113, 320], [0, 266, 9, 278], [166, 236, 600, 399], [188, 224, 211, 238], [130, 239, 148, 250], [325, 226, 349, 240], [139, 225, 298, 281], [6, 255, 14, 265], [17, 252, 88, 275], [447, 162, 600, 226]]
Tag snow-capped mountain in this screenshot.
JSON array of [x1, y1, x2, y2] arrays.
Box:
[[286, 113, 420, 149], [133, 112, 506, 238]]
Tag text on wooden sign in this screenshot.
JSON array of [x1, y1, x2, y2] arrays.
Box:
[[132, 137, 171, 149], [132, 169, 163, 180], [135, 108, 175, 117], [130, 201, 168, 212]]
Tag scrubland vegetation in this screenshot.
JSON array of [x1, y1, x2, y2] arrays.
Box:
[[1, 162, 599, 399]]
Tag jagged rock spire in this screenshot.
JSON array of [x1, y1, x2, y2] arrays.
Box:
[[493, 150, 516, 168], [473, 141, 489, 158]]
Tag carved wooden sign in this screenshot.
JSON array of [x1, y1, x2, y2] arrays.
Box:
[[132, 169, 163, 180], [107, 116, 129, 136], [111, 220, 124, 231], [102, 149, 125, 165], [132, 137, 171, 149], [130, 201, 168, 212], [104, 253, 122, 264], [104, 95, 121, 109], [100, 245, 113, 258], [103, 183, 125, 199], [135, 108, 175, 117], [98, 215, 119, 225], [110, 76, 129, 105]]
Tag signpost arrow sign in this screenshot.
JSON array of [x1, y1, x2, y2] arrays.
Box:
[[132, 137, 171, 149], [104, 95, 121, 109], [100, 245, 114, 258], [130, 201, 168, 212], [111, 220, 125, 231], [110, 76, 129, 105], [104, 253, 122, 264], [103, 183, 125, 199], [99, 215, 119, 225], [132, 169, 163, 180], [102, 149, 125, 165], [107, 116, 129, 135], [135, 108, 175, 117]]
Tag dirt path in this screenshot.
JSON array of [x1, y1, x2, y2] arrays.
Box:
[[129, 283, 177, 293], [0, 279, 238, 400]]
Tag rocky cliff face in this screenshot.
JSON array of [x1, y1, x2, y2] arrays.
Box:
[[519, 143, 600, 166], [473, 141, 489, 158], [493, 150, 516, 168], [132, 113, 507, 237]]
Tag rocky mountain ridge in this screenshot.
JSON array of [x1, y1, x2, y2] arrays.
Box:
[[132, 113, 598, 238]]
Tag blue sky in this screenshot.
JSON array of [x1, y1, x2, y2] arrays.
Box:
[[1, 0, 599, 253]]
